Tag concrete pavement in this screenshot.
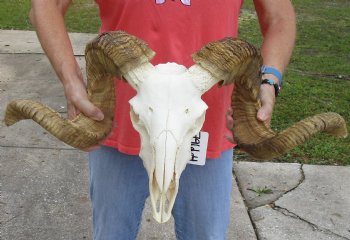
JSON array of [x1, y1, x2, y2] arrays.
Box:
[[0, 30, 349, 240]]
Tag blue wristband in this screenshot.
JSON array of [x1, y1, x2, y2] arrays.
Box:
[[261, 66, 283, 85]]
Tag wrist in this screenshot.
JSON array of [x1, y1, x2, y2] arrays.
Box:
[[261, 65, 284, 97], [261, 79, 280, 97], [60, 62, 84, 88], [261, 65, 283, 87]]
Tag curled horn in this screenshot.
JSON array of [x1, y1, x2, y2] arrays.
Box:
[[4, 31, 155, 150], [193, 37, 348, 160]]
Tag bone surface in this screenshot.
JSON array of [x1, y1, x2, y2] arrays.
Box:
[[126, 62, 211, 222]]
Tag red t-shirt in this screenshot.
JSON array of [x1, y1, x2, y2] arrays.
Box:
[[95, 0, 243, 158]]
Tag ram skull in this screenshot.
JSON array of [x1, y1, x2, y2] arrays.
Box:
[[4, 31, 348, 223], [125, 62, 218, 222]]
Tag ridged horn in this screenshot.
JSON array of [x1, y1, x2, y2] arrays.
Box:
[[4, 31, 155, 150], [193, 37, 348, 160]]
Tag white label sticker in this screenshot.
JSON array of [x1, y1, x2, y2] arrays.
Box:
[[188, 131, 209, 166]]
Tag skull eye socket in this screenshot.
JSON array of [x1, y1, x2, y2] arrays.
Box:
[[185, 108, 189, 114]]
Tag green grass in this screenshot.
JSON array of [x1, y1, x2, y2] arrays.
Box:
[[0, 0, 100, 32], [64, 0, 100, 33], [1, 0, 349, 165], [0, 0, 32, 30]]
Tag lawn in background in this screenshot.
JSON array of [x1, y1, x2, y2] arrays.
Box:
[[0, 0, 349, 165], [0, 0, 100, 32]]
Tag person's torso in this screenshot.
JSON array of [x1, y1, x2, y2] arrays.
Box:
[[96, 0, 243, 158]]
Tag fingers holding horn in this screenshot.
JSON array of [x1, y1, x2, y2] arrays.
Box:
[[4, 31, 156, 150], [191, 37, 274, 151], [192, 37, 348, 160]]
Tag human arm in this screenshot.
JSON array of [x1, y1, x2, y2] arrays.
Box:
[[226, 0, 296, 142], [254, 0, 296, 122], [29, 0, 104, 121]]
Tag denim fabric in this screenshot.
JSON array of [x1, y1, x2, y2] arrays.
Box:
[[89, 146, 233, 240]]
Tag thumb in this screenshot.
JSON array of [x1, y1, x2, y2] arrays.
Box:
[[257, 85, 275, 123], [76, 99, 104, 121], [257, 107, 270, 122], [257, 102, 274, 124]]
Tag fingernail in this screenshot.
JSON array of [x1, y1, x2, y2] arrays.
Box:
[[259, 112, 266, 121], [96, 112, 104, 121]]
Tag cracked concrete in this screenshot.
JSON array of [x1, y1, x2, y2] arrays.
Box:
[[275, 165, 350, 239], [273, 206, 349, 240], [251, 205, 347, 240], [235, 162, 350, 240], [234, 161, 302, 209]]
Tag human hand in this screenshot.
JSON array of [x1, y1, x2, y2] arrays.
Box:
[[63, 74, 105, 151], [63, 75, 104, 121], [225, 83, 276, 144], [256, 84, 276, 125]]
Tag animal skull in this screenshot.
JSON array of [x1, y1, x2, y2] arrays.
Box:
[[124, 62, 219, 223]]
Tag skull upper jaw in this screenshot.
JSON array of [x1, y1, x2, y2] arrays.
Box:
[[149, 169, 178, 223], [140, 130, 182, 223], [138, 124, 205, 223]]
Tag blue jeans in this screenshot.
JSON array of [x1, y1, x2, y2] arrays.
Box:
[[89, 146, 233, 240]]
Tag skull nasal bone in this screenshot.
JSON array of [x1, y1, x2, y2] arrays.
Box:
[[154, 131, 177, 195]]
